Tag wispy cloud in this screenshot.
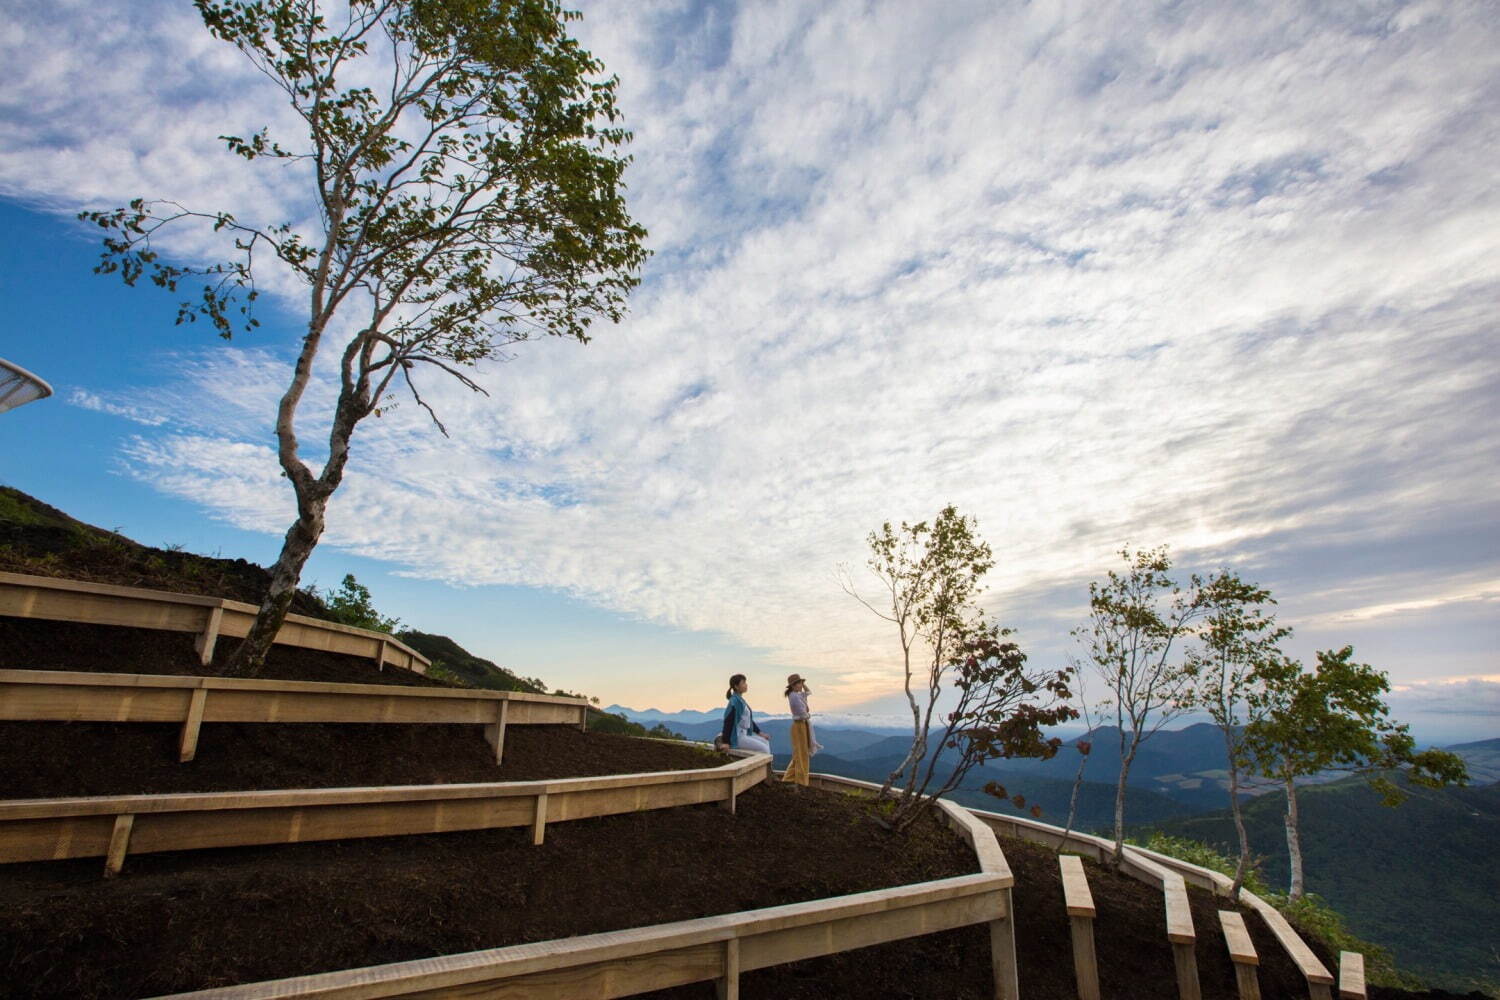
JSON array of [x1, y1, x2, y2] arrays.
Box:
[[5, 1, 1498, 708], [69, 389, 167, 427]]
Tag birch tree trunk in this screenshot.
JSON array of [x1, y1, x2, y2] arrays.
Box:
[[1283, 775, 1305, 899], [228, 498, 327, 674], [1112, 750, 1135, 868], [1227, 750, 1250, 899]]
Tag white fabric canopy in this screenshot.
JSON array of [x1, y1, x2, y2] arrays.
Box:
[[0, 358, 53, 414]]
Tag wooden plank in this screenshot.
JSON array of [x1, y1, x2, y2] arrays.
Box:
[[1221, 911, 1262, 1000], [483, 699, 508, 764], [1070, 914, 1101, 1000], [0, 670, 588, 733], [1234, 961, 1263, 1000], [0, 756, 772, 865], [1174, 941, 1203, 1000], [0, 681, 195, 723], [531, 793, 547, 846], [178, 686, 209, 762], [0, 668, 584, 706], [715, 938, 739, 1000], [103, 813, 133, 877], [720, 776, 736, 814], [0, 571, 433, 673], [991, 892, 1021, 1000], [148, 872, 1006, 999], [1060, 854, 1096, 917], [1220, 910, 1258, 965], [1162, 872, 1197, 944], [1238, 891, 1336, 988], [1339, 951, 1366, 1000], [195, 605, 225, 666], [1059, 855, 1100, 1000]]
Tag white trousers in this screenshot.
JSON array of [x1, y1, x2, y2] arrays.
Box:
[[737, 731, 771, 753]]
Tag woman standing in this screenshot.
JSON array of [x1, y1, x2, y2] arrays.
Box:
[[781, 673, 822, 786], [720, 674, 771, 753]]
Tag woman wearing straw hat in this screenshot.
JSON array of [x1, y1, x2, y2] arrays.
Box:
[[781, 673, 824, 786]]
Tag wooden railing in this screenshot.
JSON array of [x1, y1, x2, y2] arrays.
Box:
[[972, 805, 1346, 1000], [0, 752, 770, 877], [0, 571, 430, 673], [148, 772, 1020, 1000], [0, 668, 587, 762]]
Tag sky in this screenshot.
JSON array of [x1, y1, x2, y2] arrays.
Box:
[[0, 1, 1496, 742]]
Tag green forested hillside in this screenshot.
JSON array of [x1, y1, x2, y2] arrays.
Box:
[[396, 630, 547, 693], [1155, 774, 1500, 991]]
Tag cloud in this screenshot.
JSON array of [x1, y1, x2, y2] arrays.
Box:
[[69, 389, 167, 426], [1389, 678, 1500, 718], [5, 1, 1498, 707]]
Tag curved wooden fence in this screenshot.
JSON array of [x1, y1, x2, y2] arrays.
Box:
[[807, 772, 1355, 1000], [0, 668, 587, 762], [148, 784, 1021, 1000], [970, 800, 1344, 1000], [0, 752, 770, 877], [0, 571, 430, 672]]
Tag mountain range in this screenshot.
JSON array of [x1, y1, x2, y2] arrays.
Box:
[[607, 701, 1498, 989]]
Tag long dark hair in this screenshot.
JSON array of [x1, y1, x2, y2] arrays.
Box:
[[726, 673, 746, 699]]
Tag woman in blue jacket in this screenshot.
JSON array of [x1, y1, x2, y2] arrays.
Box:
[[720, 673, 771, 752]]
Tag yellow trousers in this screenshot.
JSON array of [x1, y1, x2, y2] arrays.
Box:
[[782, 719, 811, 786]]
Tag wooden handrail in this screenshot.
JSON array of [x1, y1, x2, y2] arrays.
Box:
[[0, 571, 431, 673], [149, 870, 1011, 1000], [0, 752, 770, 876], [967, 803, 1338, 998], [0, 668, 588, 763]]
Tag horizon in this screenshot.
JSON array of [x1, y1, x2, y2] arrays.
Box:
[[1, 2, 1496, 744]]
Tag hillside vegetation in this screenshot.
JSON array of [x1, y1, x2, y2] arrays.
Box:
[[1155, 772, 1500, 992], [0, 485, 671, 740]]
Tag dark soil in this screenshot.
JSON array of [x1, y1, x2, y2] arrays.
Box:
[[0, 781, 983, 1000], [0, 617, 445, 687], [0, 722, 727, 798]]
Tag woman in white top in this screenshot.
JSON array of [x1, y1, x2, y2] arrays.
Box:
[[781, 673, 823, 786]]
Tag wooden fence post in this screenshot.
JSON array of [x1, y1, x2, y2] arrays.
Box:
[[1060, 855, 1100, 1000], [104, 814, 134, 878], [1338, 952, 1367, 1000], [1219, 910, 1261, 1000], [715, 937, 740, 1000], [194, 605, 224, 666], [990, 887, 1020, 1000], [1163, 875, 1201, 1000], [720, 776, 737, 814], [178, 685, 209, 762], [484, 700, 509, 765], [531, 793, 548, 846]]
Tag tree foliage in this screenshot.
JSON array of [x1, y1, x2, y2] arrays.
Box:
[[81, 0, 648, 675], [318, 572, 400, 633], [844, 506, 1075, 830], [1073, 545, 1208, 865], [1185, 569, 1287, 897], [1244, 645, 1469, 897]]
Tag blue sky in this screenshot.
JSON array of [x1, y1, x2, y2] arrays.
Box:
[[1, 1, 1497, 741]]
